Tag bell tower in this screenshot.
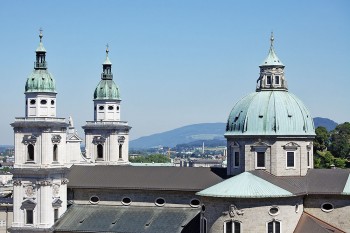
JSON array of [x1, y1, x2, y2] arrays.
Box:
[[83, 46, 131, 165], [10, 31, 69, 232]]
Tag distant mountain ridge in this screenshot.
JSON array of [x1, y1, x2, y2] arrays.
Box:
[[130, 117, 338, 149]]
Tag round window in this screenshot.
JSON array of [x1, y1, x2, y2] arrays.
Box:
[[321, 203, 334, 212], [121, 197, 132, 206], [99, 106, 104, 110], [190, 199, 200, 208], [90, 196, 100, 204], [30, 99, 36, 105], [108, 106, 114, 110], [201, 204, 206, 212], [117, 106, 120, 110], [155, 197, 165, 207], [51, 100, 55, 105], [41, 99, 47, 105], [269, 206, 279, 216]]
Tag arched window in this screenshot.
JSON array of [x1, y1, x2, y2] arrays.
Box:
[[224, 220, 241, 233], [97, 144, 103, 159], [119, 144, 123, 159], [267, 220, 281, 233], [53, 144, 58, 162], [27, 144, 34, 161]]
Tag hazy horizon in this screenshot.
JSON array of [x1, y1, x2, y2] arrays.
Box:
[[0, 1, 349, 145]]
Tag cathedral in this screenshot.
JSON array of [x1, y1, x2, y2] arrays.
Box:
[[7, 32, 350, 233]]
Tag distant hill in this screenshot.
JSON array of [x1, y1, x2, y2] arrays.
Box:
[[130, 123, 225, 149], [313, 117, 338, 131], [130, 117, 338, 149]]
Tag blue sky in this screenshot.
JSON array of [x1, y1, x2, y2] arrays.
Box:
[[0, 1, 349, 145]]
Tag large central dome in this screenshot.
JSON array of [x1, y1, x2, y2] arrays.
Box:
[[225, 91, 314, 136], [225, 34, 315, 137]]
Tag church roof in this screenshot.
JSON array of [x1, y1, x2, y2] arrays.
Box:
[[197, 172, 293, 198], [225, 91, 315, 136], [54, 204, 200, 233], [294, 212, 346, 233], [68, 165, 224, 191], [260, 33, 284, 67], [197, 169, 350, 199]]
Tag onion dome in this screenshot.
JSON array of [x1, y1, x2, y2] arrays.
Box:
[[93, 45, 121, 100], [25, 30, 56, 93], [225, 34, 315, 137]]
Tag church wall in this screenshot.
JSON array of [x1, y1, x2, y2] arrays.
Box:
[[70, 188, 202, 207], [201, 196, 303, 233], [0, 205, 13, 233], [304, 195, 350, 232], [227, 137, 313, 176]]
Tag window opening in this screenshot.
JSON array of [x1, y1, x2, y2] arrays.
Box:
[[321, 203, 334, 212], [155, 198, 165, 206], [275, 76, 280, 85], [266, 76, 272, 85], [190, 199, 200, 207], [97, 144, 103, 159], [53, 144, 58, 162], [225, 221, 241, 233], [202, 218, 207, 233], [54, 209, 59, 222], [90, 196, 100, 204], [30, 99, 36, 105], [40, 99, 47, 105], [267, 220, 280, 233], [121, 197, 132, 205], [27, 144, 34, 161], [234, 151, 240, 167], [307, 151, 310, 167], [256, 152, 265, 168], [108, 106, 114, 110], [119, 144, 122, 159], [99, 106, 104, 110], [287, 151, 294, 168], [26, 209, 33, 224], [51, 100, 55, 105], [269, 206, 279, 216]]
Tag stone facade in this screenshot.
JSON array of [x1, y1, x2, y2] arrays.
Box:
[[227, 137, 313, 176], [304, 195, 350, 232], [202, 196, 303, 233]]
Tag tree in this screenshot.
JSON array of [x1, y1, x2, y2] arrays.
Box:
[[314, 151, 347, 169], [129, 154, 170, 163], [313, 126, 330, 153], [329, 122, 350, 158]]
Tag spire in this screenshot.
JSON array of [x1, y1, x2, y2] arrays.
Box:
[[260, 32, 284, 67], [256, 33, 287, 91], [35, 28, 47, 69], [102, 44, 113, 80]]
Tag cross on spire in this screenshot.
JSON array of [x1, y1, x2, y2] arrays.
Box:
[[270, 32, 274, 48], [39, 28, 43, 42], [106, 43, 109, 57]]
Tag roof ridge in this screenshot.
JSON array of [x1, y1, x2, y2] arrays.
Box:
[[303, 211, 346, 233]]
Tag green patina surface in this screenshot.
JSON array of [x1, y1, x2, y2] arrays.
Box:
[[342, 174, 350, 195], [260, 44, 284, 67], [225, 90, 315, 136], [197, 172, 293, 198], [25, 69, 56, 93], [94, 79, 120, 100]]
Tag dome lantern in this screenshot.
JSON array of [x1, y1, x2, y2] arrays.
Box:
[[256, 33, 287, 92]]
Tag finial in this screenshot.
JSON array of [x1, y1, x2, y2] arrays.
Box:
[[39, 28, 43, 42], [270, 32, 274, 47], [106, 43, 109, 57]]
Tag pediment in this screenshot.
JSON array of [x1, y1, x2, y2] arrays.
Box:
[[52, 198, 63, 207], [67, 134, 82, 141], [283, 142, 300, 150], [22, 198, 37, 209], [251, 140, 270, 150]]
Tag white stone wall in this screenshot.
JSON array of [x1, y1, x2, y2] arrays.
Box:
[[25, 93, 57, 118], [84, 129, 129, 165], [94, 100, 121, 121], [227, 137, 313, 176], [304, 195, 350, 232], [202, 196, 303, 233]]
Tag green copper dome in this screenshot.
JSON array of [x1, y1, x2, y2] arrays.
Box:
[[225, 91, 315, 136], [25, 69, 56, 93], [94, 79, 120, 100]]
